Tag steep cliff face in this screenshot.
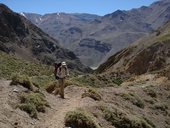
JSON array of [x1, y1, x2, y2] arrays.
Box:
[[0, 4, 90, 72], [97, 20, 170, 78], [79, 38, 111, 53]]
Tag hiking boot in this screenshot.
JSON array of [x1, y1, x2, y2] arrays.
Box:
[[60, 95, 65, 99]]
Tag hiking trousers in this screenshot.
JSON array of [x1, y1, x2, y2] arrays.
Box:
[[59, 78, 65, 98]]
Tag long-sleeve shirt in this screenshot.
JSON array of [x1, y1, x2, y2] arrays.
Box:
[[57, 66, 69, 79]]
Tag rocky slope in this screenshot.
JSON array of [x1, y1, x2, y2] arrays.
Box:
[[97, 20, 170, 79], [0, 4, 90, 72], [0, 73, 169, 128], [23, 0, 170, 67]]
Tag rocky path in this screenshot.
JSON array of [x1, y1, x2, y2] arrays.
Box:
[[35, 86, 86, 128], [0, 79, 87, 128]]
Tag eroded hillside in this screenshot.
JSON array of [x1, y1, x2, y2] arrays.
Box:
[[97, 20, 170, 79]]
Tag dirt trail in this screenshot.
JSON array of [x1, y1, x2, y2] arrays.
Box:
[[36, 86, 86, 128], [43, 97, 81, 128], [0, 80, 87, 128]]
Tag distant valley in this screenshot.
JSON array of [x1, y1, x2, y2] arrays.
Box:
[[22, 0, 170, 67]]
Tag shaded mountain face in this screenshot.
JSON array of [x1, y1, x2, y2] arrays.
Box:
[[0, 4, 90, 72], [96, 20, 170, 79], [23, 0, 170, 67]]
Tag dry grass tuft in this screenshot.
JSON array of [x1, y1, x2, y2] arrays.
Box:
[[11, 74, 34, 91], [65, 109, 100, 128], [82, 88, 102, 101], [18, 92, 49, 118]]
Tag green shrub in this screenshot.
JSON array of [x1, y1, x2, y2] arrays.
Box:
[[111, 77, 123, 86], [45, 79, 77, 94], [65, 109, 100, 128], [31, 75, 55, 88], [11, 74, 34, 91], [19, 92, 49, 118], [143, 117, 156, 128], [119, 93, 145, 108], [72, 75, 103, 87], [71, 74, 123, 87], [130, 118, 153, 128], [100, 106, 153, 128], [18, 103, 38, 118], [45, 81, 57, 93], [134, 99, 145, 109], [82, 88, 102, 101]]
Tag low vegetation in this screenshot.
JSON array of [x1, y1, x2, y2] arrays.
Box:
[[153, 103, 168, 112], [72, 74, 102, 87], [143, 117, 156, 128], [31, 75, 55, 88], [119, 92, 145, 108], [99, 105, 153, 128], [0, 51, 53, 79], [111, 77, 123, 86], [65, 109, 100, 128], [157, 34, 170, 42], [10, 74, 34, 91], [45, 81, 57, 93], [82, 88, 102, 101], [0, 51, 124, 89], [72, 74, 123, 87], [18, 92, 49, 118], [45, 79, 79, 94], [144, 88, 157, 98]]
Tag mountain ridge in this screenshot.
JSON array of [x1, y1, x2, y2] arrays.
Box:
[[0, 4, 90, 72], [96, 19, 170, 79], [22, 0, 170, 67]]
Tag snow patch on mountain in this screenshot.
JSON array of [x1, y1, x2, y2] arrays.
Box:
[[20, 12, 26, 17]]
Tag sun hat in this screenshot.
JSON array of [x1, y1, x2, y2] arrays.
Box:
[[62, 61, 66, 66]]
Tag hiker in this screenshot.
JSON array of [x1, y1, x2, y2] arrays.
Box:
[[54, 61, 69, 98]]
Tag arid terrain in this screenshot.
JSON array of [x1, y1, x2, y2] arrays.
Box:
[[0, 1, 170, 128], [0, 73, 169, 128]]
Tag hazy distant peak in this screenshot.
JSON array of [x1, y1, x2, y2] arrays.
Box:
[[140, 6, 149, 10], [151, 0, 170, 6], [104, 9, 127, 18]]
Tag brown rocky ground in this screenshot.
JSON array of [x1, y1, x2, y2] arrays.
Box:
[[0, 73, 170, 128]]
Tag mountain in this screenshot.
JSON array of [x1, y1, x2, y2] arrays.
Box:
[[96, 20, 170, 79], [21, 12, 99, 26], [22, 0, 170, 67], [0, 4, 90, 72]]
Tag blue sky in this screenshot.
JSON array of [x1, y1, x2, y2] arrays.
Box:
[[1, 0, 158, 16]]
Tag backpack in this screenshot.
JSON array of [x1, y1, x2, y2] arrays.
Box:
[[54, 62, 61, 80]]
